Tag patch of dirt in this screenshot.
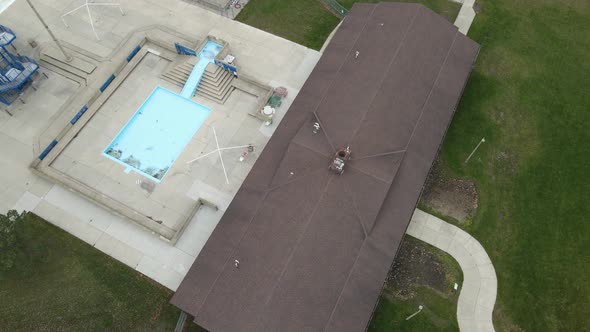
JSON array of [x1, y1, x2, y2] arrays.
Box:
[[495, 150, 518, 176], [493, 304, 523, 332], [474, 1, 483, 14], [421, 161, 478, 223], [386, 239, 451, 300]]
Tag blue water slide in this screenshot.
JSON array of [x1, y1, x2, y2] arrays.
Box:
[[180, 58, 209, 98], [179, 41, 223, 99]]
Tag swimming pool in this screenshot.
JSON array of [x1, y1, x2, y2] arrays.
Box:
[[180, 40, 223, 98], [103, 86, 211, 182]]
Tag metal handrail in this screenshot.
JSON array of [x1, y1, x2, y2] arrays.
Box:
[[0, 59, 38, 93], [320, 0, 349, 18]]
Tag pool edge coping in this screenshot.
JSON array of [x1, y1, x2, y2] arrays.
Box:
[[30, 28, 219, 244]]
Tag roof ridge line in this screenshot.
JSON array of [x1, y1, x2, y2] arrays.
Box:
[[308, 6, 374, 132], [267, 166, 328, 193], [350, 149, 406, 161], [255, 174, 336, 331], [313, 111, 336, 153], [266, 138, 331, 191], [342, 179, 369, 238], [322, 5, 422, 331], [347, 163, 392, 184], [403, 27, 460, 152], [346, 6, 421, 148]]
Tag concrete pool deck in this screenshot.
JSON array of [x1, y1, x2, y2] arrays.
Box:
[[0, 0, 320, 289], [34, 38, 275, 242]]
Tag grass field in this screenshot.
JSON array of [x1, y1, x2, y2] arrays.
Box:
[[0, 213, 202, 331], [368, 237, 462, 331], [337, 0, 460, 21], [236, 0, 460, 50], [237, 0, 590, 330], [369, 286, 458, 332], [440, 0, 590, 329], [236, 0, 340, 50]]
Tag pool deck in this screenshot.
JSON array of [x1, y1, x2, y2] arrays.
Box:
[[0, 0, 320, 290]]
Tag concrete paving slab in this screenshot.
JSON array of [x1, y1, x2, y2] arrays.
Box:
[[433, 233, 453, 252], [408, 209, 497, 332], [458, 319, 478, 332], [94, 232, 143, 269], [175, 205, 224, 256], [13, 191, 42, 213], [26, 177, 55, 198], [411, 208, 429, 225], [454, 0, 477, 35], [425, 214, 444, 231], [34, 200, 103, 245], [136, 254, 184, 290], [187, 178, 234, 211]]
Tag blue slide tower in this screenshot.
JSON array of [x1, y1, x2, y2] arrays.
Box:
[[0, 24, 39, 106]]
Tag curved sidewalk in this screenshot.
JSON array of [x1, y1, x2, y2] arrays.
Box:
[[407, 209, 496, 332]]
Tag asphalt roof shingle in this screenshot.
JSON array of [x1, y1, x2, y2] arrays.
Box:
[[171, 3, 479, 331]]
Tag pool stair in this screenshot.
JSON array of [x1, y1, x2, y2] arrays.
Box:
[[161, 59, 234, 104]]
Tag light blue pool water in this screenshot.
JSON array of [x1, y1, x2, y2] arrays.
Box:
[[180, 40, 223, 98], [103, 86, 211, 182]]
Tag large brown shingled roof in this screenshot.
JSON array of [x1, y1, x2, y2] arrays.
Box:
[[171, 3, 479, 331]]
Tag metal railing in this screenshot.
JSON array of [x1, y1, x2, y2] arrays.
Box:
[[320, 0, 349, 18]]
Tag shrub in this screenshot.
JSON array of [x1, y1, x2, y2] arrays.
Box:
[[0, 210, 26, 271]]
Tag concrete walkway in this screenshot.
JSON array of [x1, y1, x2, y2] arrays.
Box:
[[407, 209, 496, 332], [454, 0, 477, 35]]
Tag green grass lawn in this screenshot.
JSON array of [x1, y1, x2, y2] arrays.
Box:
[[337, 0, 460, 21], [368, 237, 462, 332], [237, 0, 589, 330], [236, 0, 340, 50], [236, 0, 460, 50], [369, 286, 458, 332], [0, 213, 202, 331], [439, 0, 590, 330]]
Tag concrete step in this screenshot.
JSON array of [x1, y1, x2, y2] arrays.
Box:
[[201, 71, 232, 89], [163, 70, 189, 82], [202, 71, 225, 84], [161, 79, 183, 89], [178, 62, 195, 69], [197, 78, 234, 102], [42, 46, 96, 74], [200, 73, 232, 91], [203, 66, 225, 80], [162, 69, 231, 93], [205, 63, 223, 74], [163, 69, 188, 79], [198, 75, 233, 97], [186, 56, 198, 66], [175, 66, 193, 76], [161, 58, 235, 104], [161, 75, 185, 88], [196, 86, 233, 104], [39, 60, 85, 86], [40, 55, 88, 78]]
